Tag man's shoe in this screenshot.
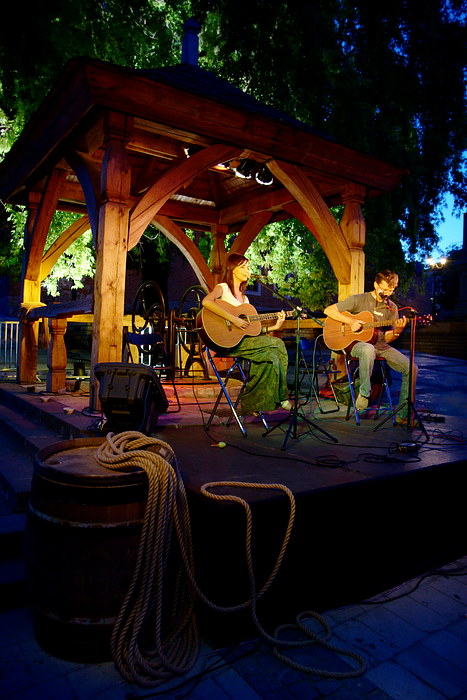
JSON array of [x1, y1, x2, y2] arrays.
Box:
[[355, 393, 369, 411]]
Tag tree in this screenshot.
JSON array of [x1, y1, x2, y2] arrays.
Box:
[[0, 1, 192, 292], [245, 219, 336, 311], [189, 0, 466, 277], [0, 0, 465, 301]]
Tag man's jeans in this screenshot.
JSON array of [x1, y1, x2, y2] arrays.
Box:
[[350, 342, 417, 416]]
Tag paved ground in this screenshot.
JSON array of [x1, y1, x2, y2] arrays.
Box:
[[0, 352, 466, 699], [1, 556, 466, 699]]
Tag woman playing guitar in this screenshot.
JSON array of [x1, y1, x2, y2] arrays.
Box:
[[201, 253, 292, 415], [323, 270, 415, 423]]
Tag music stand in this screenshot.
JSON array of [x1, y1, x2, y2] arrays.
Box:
[[263, 307, 338, 450], [373, 313, 429, 439]]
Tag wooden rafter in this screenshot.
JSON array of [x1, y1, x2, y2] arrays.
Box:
[[40, 215, 91, 281], [129, 144, 241, 248], [152, 215, 213, 290], [270, 160, 351, 284], [25, 169, 67, 282]]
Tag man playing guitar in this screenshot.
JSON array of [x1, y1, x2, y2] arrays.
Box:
[[323, 270, 415, 423]]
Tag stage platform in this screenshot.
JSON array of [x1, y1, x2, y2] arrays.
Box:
[[154, 411, 467, 644], [0, 352, 466, 647]]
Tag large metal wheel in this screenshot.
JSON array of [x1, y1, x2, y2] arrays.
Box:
[[131, 281, 166, 336], [177, 285, 209, 378], [178, 284, 207, 334]]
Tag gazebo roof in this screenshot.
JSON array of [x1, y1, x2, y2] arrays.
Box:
[[0, 56, 406, 234]]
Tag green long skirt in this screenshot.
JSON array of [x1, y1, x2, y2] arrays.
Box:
[[226, 335, 289, 414]]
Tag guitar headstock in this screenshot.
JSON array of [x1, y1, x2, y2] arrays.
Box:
[[417, 313, 433, 327]]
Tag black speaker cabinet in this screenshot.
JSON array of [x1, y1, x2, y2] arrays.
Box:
[[94, 362, 169, 434]]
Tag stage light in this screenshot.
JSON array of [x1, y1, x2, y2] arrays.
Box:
[[183, 144, 204, 158], [235, 158, 256, 179], [255, 163, 273, 186]]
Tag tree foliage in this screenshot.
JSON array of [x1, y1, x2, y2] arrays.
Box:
[[0, 0, 465, 301], [0, 202, 24, 280], [187, 0, 466, 259], [246, 219, 336, 311]]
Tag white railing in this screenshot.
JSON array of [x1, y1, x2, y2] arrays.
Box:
[[0, 321, 19, 372]]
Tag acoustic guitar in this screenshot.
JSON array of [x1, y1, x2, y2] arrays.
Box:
[[197, 300, 293, 350], [324, 310, 431, 352]]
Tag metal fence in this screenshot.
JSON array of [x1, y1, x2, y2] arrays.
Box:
[[0, 321, 19, 372]]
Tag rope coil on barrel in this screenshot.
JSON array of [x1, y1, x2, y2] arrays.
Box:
[[96, 431, 199, 686], [96, 431, 365, 687]]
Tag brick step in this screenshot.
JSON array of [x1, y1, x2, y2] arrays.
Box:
[[0, 513, 27, 609], [0, 384, 89, 441]]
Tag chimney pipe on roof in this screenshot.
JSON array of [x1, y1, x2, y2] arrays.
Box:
[[182, 18, 201, 66]]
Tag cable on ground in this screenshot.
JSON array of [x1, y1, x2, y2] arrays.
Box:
[[96, 431, 366, 687]]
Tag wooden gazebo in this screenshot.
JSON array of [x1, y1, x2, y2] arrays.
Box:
[[0, 28, 405, 405]]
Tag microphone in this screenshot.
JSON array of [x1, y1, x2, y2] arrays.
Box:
[[249, 273, 269, 280], [383, 295, 392, 307]]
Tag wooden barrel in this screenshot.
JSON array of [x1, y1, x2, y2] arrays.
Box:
[[25, 438, 152, 662]]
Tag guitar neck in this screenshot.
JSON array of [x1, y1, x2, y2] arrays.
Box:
[[247, 310, 293, 323], [363, 318, 396, 330]]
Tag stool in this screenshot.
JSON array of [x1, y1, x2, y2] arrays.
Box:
[[205, 347, 269, 437], [344, 355, 395, 426]]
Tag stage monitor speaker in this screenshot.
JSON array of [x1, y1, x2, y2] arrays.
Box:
[[94, 362, 169, 434]]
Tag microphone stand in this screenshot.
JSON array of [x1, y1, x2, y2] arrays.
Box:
[[373, 311, 428, 439], [254, 280, 337, 450]]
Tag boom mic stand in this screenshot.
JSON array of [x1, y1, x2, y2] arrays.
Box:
[[255, 289, 337, 450], [373, 311, 428, 439]]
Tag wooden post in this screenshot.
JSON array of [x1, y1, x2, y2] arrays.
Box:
[[18, 300, 44, 384], [338, 184, 366, 300], [46, 318, 68, 393], [18, 198, 42, 384], [210, 225, 229, 286], [89, 113, 131, 410]]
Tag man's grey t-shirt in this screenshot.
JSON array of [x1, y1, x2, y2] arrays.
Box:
[[336, 292, 398, 350]]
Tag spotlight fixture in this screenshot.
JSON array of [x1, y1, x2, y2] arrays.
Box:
[[255, 163, 273, 186], [235, 158, 256, 179], [183, 144, 204, 158]]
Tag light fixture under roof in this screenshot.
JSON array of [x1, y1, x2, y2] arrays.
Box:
[[183, 144, 204, 158], [255, 163, 273, 186], [235, 158, 256, 179]]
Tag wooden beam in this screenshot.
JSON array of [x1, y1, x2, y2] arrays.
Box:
[[152, 215, 213, 290], [24, 168, 67, 282], [219, 186, 296, 227], [65, 151, 100, 243], [90, 113, 131, 407], [229, 211, 273, 256], [269, 159, 351, 284], [40, 215, 91, 281], [210, 225, 229, 285], [128, 143, 240, 248], [338, 184, 367, 298]]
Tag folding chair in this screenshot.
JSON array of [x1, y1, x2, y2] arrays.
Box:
[[123, 330, 181, 412], [344, 354, 395, 426], [298, 335, 340, 413], [204, 346, 269, 437]]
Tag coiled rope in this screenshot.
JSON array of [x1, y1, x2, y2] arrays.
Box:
[[96, 431, 366, 687], [96, 431, 198, 687]]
